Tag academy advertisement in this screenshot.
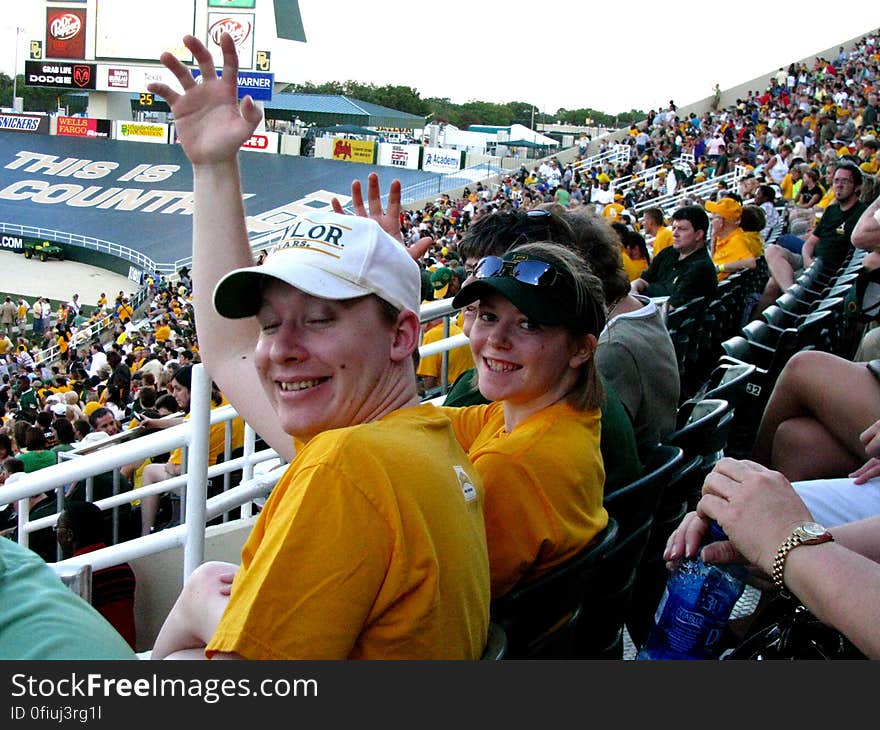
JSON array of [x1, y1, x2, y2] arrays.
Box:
[[422, 147, 463, 173]]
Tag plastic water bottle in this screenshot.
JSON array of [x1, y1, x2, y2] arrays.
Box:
[[636, 521, 746, 660]]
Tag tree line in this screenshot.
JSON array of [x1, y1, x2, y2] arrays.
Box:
[[0, 72, 645, 129], [280, 80, 645, 129]]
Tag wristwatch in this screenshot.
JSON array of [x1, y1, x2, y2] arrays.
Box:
[[771, 521, 834, 593]]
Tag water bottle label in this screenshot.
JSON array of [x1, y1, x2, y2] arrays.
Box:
[[641, 561, 745, 659]]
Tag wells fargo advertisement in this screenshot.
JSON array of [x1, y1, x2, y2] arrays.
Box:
[[56, 116, 112, 138]]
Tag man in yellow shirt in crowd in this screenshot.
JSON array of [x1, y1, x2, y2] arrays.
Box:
[[706, 197, 760, 280], [641, 207, 673, 256]]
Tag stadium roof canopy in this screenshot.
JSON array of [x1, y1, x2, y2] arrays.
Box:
[[264, 93, 426, 129]]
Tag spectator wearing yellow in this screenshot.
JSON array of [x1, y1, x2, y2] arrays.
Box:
[[707, 196, 758, 280], [642, 207, 673, 256]]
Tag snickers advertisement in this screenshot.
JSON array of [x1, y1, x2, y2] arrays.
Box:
[[25, 61, 97, 90]]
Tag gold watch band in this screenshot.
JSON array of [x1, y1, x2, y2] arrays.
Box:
[[771, 535, 800, 590], [771, 523, 834, 594]]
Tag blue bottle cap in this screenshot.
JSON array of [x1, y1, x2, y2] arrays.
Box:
[[708, 520, 728, 543]]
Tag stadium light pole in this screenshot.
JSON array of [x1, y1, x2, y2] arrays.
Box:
[[11, 26, 23, 111]]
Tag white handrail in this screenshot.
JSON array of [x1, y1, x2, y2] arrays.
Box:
[[7, 303, 471, 556]]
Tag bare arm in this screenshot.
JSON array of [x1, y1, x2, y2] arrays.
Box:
[[800, 231, 819, 268], [718, 256, 756, 273], [852, 196, 880, 250], [696, 459, 880, 659], [149, 34, 294, 461]]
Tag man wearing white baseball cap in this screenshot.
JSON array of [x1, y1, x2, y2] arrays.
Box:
[[148, 33, 489, 660]]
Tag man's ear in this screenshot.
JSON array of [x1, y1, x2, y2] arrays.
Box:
[[390, 310, 421, 363]]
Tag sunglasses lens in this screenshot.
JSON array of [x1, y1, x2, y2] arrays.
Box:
[[474, 256, 504, 278], [512, 260, 556, 286]]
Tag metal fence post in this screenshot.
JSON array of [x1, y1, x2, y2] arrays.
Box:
[[183, 364, 211, 581]]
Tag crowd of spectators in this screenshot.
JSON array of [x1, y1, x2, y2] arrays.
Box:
[[0, 267, 226, 545], [5, 28, 880, 659]]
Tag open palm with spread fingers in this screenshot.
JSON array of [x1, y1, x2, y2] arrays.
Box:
[[147, 33, 262, 166]]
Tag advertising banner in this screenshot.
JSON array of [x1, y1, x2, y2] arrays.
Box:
[[378, 143, 421, 170], [25, 61, 97, 90], [56, 117, 112, 139], [96, 65, 181, 94], [95, 0, 193, 63], [191, 70, 274, 101], [332, 138, 375, 164], [241, 131, 280, 154], [45, 7, 87, 60], [0, 234, 26, 253], [422, 147, 463, 174], [207, 12, 255, 69], [114, 121, 169, 145], [0, 114, 50, 135]]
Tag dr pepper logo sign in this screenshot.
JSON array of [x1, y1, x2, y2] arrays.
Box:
[[46, 8, 86, 60], [207, 13, 255, 69]]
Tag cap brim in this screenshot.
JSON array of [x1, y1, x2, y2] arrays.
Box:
[[452, 278, 567, 326], [433, 283, 450, 299], [213, 260, 372, 319]]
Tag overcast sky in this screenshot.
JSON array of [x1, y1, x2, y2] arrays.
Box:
[[2, 1, 879, 116]]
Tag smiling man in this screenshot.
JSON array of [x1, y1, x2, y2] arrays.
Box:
[[147, 33, 489, 660]]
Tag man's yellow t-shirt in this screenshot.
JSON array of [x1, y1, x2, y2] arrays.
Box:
[[651, 226, 674, 256], [207, 404, 490, 659]]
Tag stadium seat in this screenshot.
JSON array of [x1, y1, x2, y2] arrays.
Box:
[[480, 622, 507, 660], [574, 445, 684, 659], [625, 444, 696, 650], [698, 358, 756, 411], [490, 518, 618, 659], [663, 398, 733, 507]]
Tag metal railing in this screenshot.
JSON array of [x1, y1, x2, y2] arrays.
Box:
[[5, 301, 469, 576], [571, 144, 631, 176], [30, 285, 152, 367], [632, 165, 749, 216], [0, 222, 170, 274]]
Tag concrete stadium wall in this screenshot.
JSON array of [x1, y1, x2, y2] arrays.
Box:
[[61, 245, 141, 279]]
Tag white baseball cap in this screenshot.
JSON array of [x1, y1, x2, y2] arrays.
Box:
[[213, 212, 421, 319]]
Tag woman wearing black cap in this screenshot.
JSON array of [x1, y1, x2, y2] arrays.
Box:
[[441, 241, 609, 598]]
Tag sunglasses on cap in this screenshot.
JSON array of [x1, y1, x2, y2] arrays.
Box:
[[473, 255, 562, 288]]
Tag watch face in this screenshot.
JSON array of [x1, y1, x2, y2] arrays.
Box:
[[796, 522, 832, 543]]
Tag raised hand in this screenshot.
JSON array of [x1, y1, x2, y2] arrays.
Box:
[[332, 173, 434, 261], [147, 33, 262, 166]]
